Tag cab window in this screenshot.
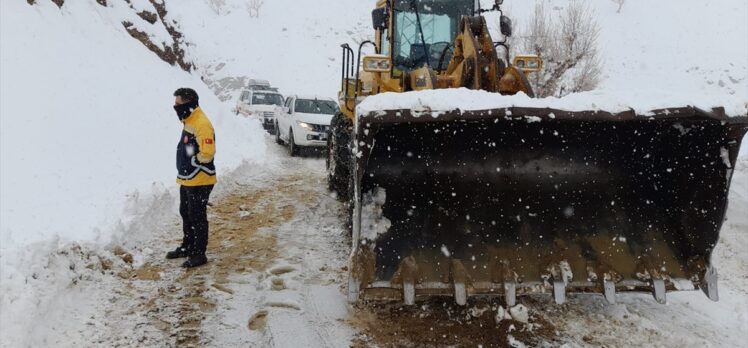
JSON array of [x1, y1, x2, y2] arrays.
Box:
[[252, 93, 284, 106], [294, 99, 339, 115]]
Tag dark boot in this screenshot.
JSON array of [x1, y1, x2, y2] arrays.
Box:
[[182, 254, 208, 268], [166, 247, 189, 259]]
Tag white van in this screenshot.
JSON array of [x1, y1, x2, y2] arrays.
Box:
[[235, 79, 284, 133], [275, 95, 339, 156]]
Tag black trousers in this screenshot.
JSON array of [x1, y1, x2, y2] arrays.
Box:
[[179, 185, 214, 256]]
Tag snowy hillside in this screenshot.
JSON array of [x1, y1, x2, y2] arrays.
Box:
[[164, 0, 372, 100], [0, 1, 266, 342], [1, 0, 746, 347], [0, 1, 266, 248]]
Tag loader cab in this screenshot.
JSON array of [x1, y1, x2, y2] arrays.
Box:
[[386, 0, 477, 74]]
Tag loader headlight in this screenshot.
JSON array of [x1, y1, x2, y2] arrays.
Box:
[[512, 55, 544, 73], [363, 55, 391, 72], [297, 121, 314, 130]]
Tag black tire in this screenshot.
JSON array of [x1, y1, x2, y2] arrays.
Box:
[[345, 169, 355, 236], [327, 113, 353, 201], [270, 120, 278, 136], [288, 128, 300, 157], [275, 122, 284, 145]]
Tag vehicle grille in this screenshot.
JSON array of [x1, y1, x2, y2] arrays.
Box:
[[310, 124, 329, 133], [263, 111, 275, 118]]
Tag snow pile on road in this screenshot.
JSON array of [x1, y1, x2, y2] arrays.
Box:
[[358, 88, 747, 118], [0, 1, 267, 343], [357, 88, 748, 117]]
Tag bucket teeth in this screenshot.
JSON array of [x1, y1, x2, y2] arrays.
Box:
[[505, 281, 517, 307], [454, 282, 467, 306], [602, 270, 620, 304], [498, 260, 518, 307], [451, 259, 468, 306], [548, 261, 571, 304], [645, 267, 668, 304], [700, 266, 719, 302], [652, 278, 667, 304], [603, 279, 616, 304], [403, 281, 416, 306], [396, 256, 419, 305], [553, 280, 567, 304], [348, 276, 361, 303]]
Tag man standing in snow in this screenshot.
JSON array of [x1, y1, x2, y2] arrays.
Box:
[[166, 88, 217, 268]]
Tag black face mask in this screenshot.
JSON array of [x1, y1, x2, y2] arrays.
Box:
[[174, 99, 199, 121]]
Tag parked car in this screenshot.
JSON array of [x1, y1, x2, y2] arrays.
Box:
[[275, 95, 339, 156], [235, 79, 284, 133]]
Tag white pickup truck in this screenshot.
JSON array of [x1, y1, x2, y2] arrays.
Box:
[[235, 79, 284, 133], [275, 95, 339, 156]]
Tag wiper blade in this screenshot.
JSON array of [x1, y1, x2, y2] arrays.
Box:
[[410, 0, 431, 69]]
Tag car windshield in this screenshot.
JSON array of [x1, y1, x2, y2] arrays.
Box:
[[392, 0, 474, 71], [252, 93, 283, 106], [295, 99, 338, 115]]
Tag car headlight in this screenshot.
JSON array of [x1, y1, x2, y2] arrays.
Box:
[[297, 121, 313, 130]]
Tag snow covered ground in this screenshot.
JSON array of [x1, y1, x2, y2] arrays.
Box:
[[1, 0, 746, 347], [0, 1, 266, 343], [0, 0, 266, 248]]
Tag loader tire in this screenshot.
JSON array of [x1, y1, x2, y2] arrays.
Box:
[[344, 165, 355, 236], [288, 129, 300, 157], [327, 113, 352, 202]]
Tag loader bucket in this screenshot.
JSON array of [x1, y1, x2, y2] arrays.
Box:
[[347, 107, 748, 305]]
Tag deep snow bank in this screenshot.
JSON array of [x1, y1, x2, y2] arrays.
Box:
[[1, 1, 268, 344], [0, 0, 266, 249]]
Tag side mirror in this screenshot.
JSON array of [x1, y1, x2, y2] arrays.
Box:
[[500, 15, 512, 37], [372, 8, 388, 31]]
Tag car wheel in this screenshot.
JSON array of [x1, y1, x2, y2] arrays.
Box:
[[288, 128, 299, 157], [275, 122, 284, 145]]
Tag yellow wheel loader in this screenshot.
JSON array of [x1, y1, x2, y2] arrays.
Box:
[[326, 0, 748, 306]]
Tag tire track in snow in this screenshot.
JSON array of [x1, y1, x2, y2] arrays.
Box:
[[253, 148, 355, 347]]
